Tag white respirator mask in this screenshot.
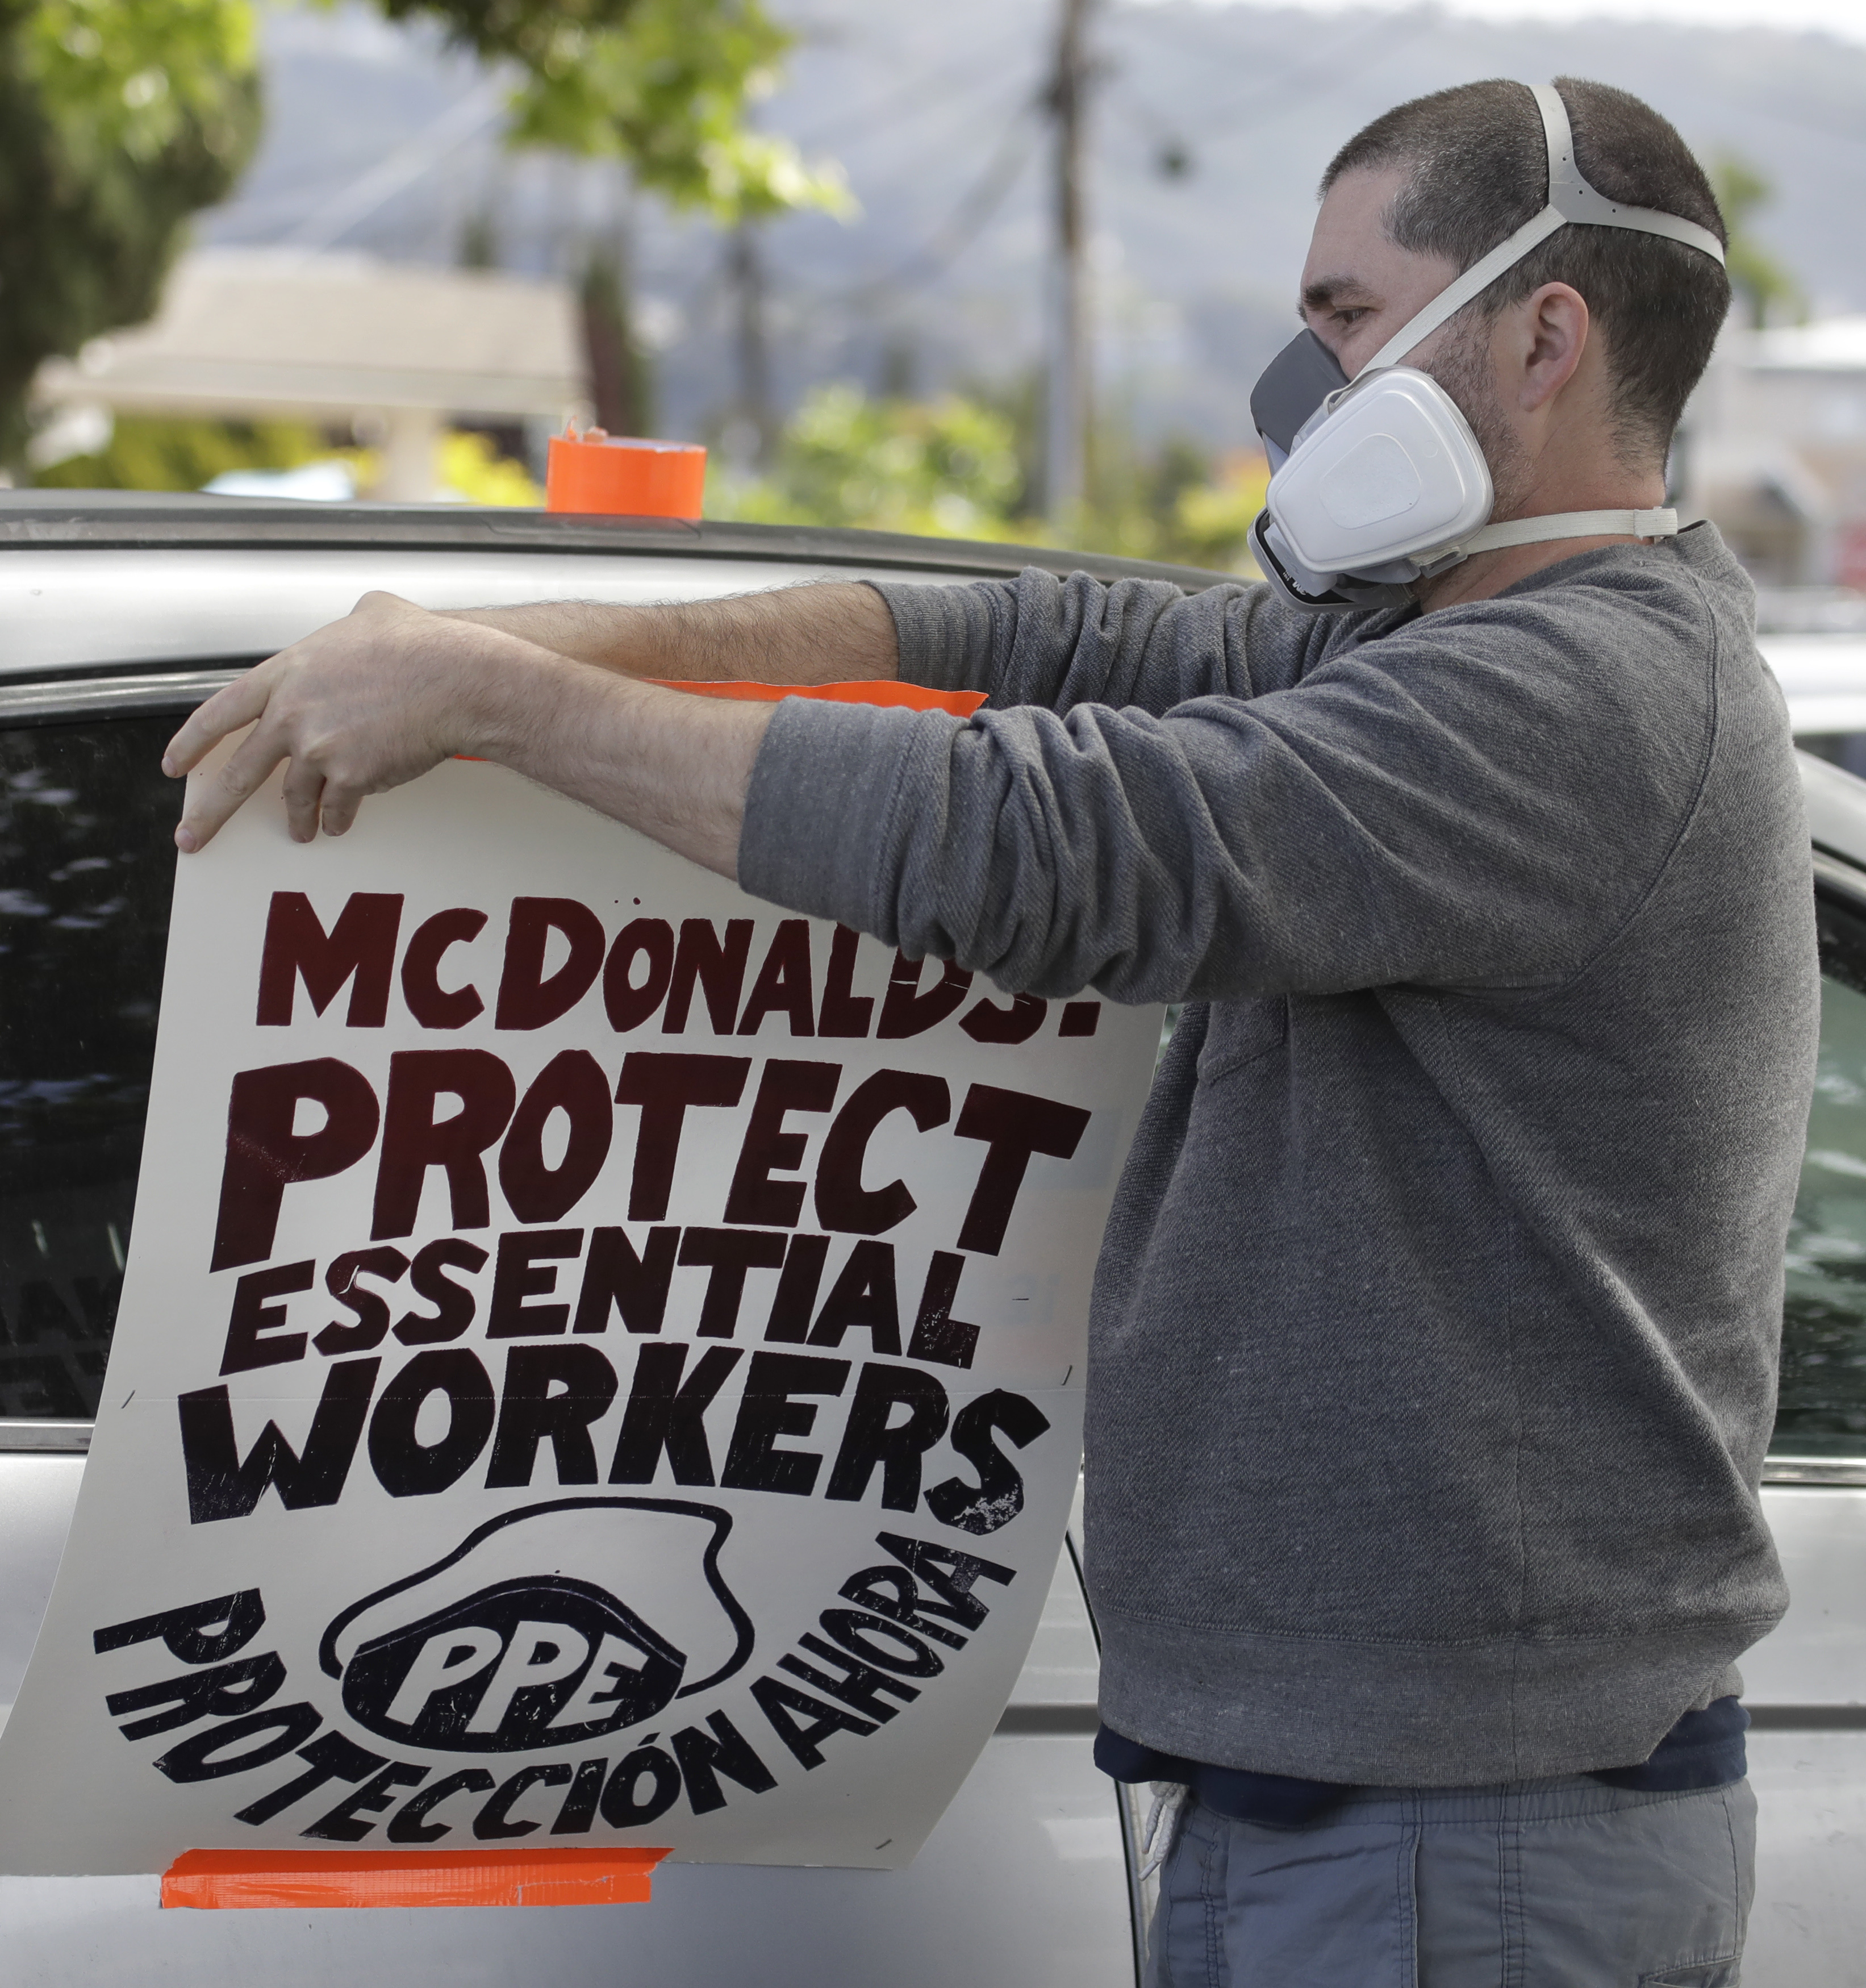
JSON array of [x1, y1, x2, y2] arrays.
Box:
[[1249, 82, 1727, 613]]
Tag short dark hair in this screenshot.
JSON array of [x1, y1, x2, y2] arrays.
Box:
[[1322, 78, 1729, 461]]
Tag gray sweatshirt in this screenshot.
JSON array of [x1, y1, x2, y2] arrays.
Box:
[[737, 523, 1817, 1784]]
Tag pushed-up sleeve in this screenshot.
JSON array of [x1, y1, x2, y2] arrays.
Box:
[[739, 578, 1718, 1007], [868, 567, 1273, 715]]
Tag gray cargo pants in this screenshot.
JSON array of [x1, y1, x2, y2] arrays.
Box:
[[1146, 1777, 1755, 1987]]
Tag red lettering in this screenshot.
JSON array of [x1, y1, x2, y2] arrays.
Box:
[[952, 1084, 1092, 1255], [818, 926, 875, 1039], [614, 1052, 750, 1220], [603, 918, 675, 1032], [371, 1050, 517, 1240], [876, 952, 974, 1039], [256, 892, 403, 1028], [723, 1060, 841, 1227], [211, 1058, 381, 1271], [737, 921, 815, 1037], [663, 918, 753, 1034], [499, 1049, 613, 1223], [399, 907, 487, 1030], [494, 898, 606, 1030], [813, 1071, 950, 1236]]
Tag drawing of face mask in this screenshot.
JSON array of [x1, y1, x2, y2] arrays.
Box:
[[319, 1498, 754, 1753]]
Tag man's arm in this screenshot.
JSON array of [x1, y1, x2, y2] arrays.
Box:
[[437, 578, 899, 683], [162, 591, 779, 872]]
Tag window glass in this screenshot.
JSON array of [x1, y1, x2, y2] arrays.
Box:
[[1777, 885, 1866, 1457], [0, 718, 178, 1419]]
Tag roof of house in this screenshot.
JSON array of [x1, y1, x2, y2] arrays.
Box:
[[35, 251, 585, 420]]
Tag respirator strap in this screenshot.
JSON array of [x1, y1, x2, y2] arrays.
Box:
[[1443, 506, 1680, 565], [1358, 85, 1725, 380]]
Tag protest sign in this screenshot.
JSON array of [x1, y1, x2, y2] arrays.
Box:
[[0, 713, 1158, 1877]]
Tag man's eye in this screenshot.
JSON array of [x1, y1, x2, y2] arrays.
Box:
[[1334, 307, 1369, 326]]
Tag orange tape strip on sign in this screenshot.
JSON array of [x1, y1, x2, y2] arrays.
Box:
[[160, 1846, 670, 1911], [654, 678, 988, 717]]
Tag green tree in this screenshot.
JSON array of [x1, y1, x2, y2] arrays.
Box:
[[384, 0, 846, 220], [1711, 153, 1804, 331], [0, 0, 260, 468]]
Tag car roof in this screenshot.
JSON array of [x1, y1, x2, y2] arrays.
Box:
[[0, 492, 1237, 591]]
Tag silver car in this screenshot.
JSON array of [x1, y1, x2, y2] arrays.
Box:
[[1, 494, 1860, 1984]]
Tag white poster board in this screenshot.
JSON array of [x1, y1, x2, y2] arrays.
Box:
[[0, 755, 1157, 1875]]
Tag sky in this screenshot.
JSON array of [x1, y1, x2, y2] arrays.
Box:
[[1166, 0, 1866, 43]]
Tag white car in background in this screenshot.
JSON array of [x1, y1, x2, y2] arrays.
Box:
[[0, 494, 1860, 1985]]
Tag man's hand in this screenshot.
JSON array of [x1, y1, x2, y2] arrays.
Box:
[[161, 589, 775, 878], [164, 591, 557, 850]]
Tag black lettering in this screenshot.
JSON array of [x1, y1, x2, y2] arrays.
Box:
[[817, 924, 875, 1038], [485, 1344, 619, 1488], [391, 1236, 487, 1345], [1059, 1001, 1100, 1037], [386, 1767, 495, 1843], [663, 918, 754, 1033], [834, 1567, 967, 1649], [475, 1761, 575, 1838], [486, 1228, 584, 1337], [550, 1757, 610, 1835], [778, 1636, 919, 1723], [499, 1051, 613, 1223], [600, 1745, 682, 1826], [824, 1362, 950, 1510], [494, 897, 606, 1030], [924, 1390, 1052, 1534], [371, 1050, 518, 1240], [615, 1052, 750, 1220], [399, 906, 488, 1030], [720, 1351, 849, 1497], [368, 1348, 495, 1497], [256, 891, 402, 1028], [808, 1241, 902, 1355], [813, 1072, 949, 1236], [313, 1246, 410, 1357], [220, 1261, 314, 1376], [572, 1226, 679, 1335], [952, 1085, 1092, 1255], [211, 1060, 381, 1271], [303, 1761, 429, 1841], [817, 1609, 944, 1676], [678, 1227, 788, 1338], [603, 918, 675, 1032], [94, 1590, 265, 1664], [608, 1344, 744, 1486], [876, 952, 972, 1039], [762, 1232, 829, 1343], [736, 920, 815, 1037], [723, 1060, 840, 1227], [669, 1711, 777, 1815], [153, 1703, 323, 1782], [748, 1676, 877, 1769], [234, 1730, 387, 1826], [179, 1359, 379, 1523], [905, 1251, 982, 1369], [874, 1531, 1016, 1631], [106, 1652, 285, 1740]]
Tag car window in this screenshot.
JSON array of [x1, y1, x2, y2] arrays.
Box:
[[0, 716, 179, 1420], [1777, 867, 1866, 1459]]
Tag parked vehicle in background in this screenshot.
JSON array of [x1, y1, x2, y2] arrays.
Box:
[[0, 496, 1860, 1985]]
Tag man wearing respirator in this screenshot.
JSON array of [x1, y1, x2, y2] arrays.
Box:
[[166, 77, 1813, 1986]]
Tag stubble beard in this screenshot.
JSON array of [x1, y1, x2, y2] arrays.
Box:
[[1423, 313, 1533, 521]]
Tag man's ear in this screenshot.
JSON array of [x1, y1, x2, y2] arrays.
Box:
[[1515, 282, 1590, 412]]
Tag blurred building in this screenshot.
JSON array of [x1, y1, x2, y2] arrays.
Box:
[[32, 251, 587, 500], [1685, 319, 1866, 589]]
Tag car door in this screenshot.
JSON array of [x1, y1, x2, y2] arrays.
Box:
[[0, 529, 1138, 1988]]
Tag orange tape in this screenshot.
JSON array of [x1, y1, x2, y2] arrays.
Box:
[[160, 1846, 670, 1911], [654, 678, 986, 716]]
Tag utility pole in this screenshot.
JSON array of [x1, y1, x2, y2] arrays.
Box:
[[1044, 0, 1095, 525], [727, 220, 779, 473]]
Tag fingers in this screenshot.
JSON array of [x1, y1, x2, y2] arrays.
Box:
[[281, 753, 328, 846], [162, 668, 274, 778], [175, 720, 290, 853]]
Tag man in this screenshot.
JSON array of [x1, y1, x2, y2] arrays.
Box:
[[165, 77, 1813, 1987]]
